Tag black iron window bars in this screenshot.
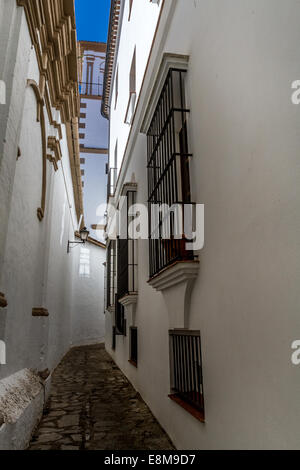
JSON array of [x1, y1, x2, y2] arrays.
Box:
[[112, 326, 116, 350], [115, 190, 138, 336], [169, 330, 205, 416], [147, 68, 195, 278]]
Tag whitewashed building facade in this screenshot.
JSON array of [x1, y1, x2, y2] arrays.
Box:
[[103, 0, 300, 449], [78, 40, 108, 244], [0, 0, 105, 449]]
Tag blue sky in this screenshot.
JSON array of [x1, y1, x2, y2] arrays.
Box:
[[75, 0, 111, 43]]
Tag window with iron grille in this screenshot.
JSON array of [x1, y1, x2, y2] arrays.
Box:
[[107, 141, 118, 199], [129, 327, 138, 366], [169, 330, 205, 420], [147, 68, 195, 278], [106, 240, 116, 308], [115, 293, 126, 335], [112, 326, 116, 350], [117, 190, 138, 299]]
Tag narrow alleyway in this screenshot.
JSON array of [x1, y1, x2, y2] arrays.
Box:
[[29, 345, 174, 450]]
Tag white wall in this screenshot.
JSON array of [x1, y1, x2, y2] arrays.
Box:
[[0, 2, 105, 449], [106, 0, 300, 450], [72, 243, 106, 346]]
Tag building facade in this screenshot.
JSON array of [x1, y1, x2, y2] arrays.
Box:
[[79, 41, 108, 244], [0, 0, 105, 449], [103, 0, 300, 449]]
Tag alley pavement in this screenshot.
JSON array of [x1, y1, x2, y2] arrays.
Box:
[[28, 344, 174, 450]]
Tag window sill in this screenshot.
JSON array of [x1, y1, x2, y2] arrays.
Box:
[[148, 260, 199, 328], [168, 394, 205, 423], [119, 292, 138, 307], [128, 359, 137, 368], [148, 260, 199, 292]]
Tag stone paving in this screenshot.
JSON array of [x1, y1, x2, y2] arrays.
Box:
[[29, 344, 174, 450]]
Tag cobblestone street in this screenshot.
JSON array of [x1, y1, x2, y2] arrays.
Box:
[[28, 344, 174, 450]]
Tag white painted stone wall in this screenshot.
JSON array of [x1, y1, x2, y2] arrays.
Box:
[[71, 243, 106, 346], [81, 99, 108, 149], [106, 0, 300, 450], [109, 0, 162, 174], [0, 2, 105, 449]]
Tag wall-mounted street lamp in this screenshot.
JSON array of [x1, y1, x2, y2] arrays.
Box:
[[67, 227, 90, 254]]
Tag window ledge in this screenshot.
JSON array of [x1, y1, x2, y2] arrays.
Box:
[[119, 293, 138, 307], [168, 394, 205, 423], [148, 260, 199, 292]]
